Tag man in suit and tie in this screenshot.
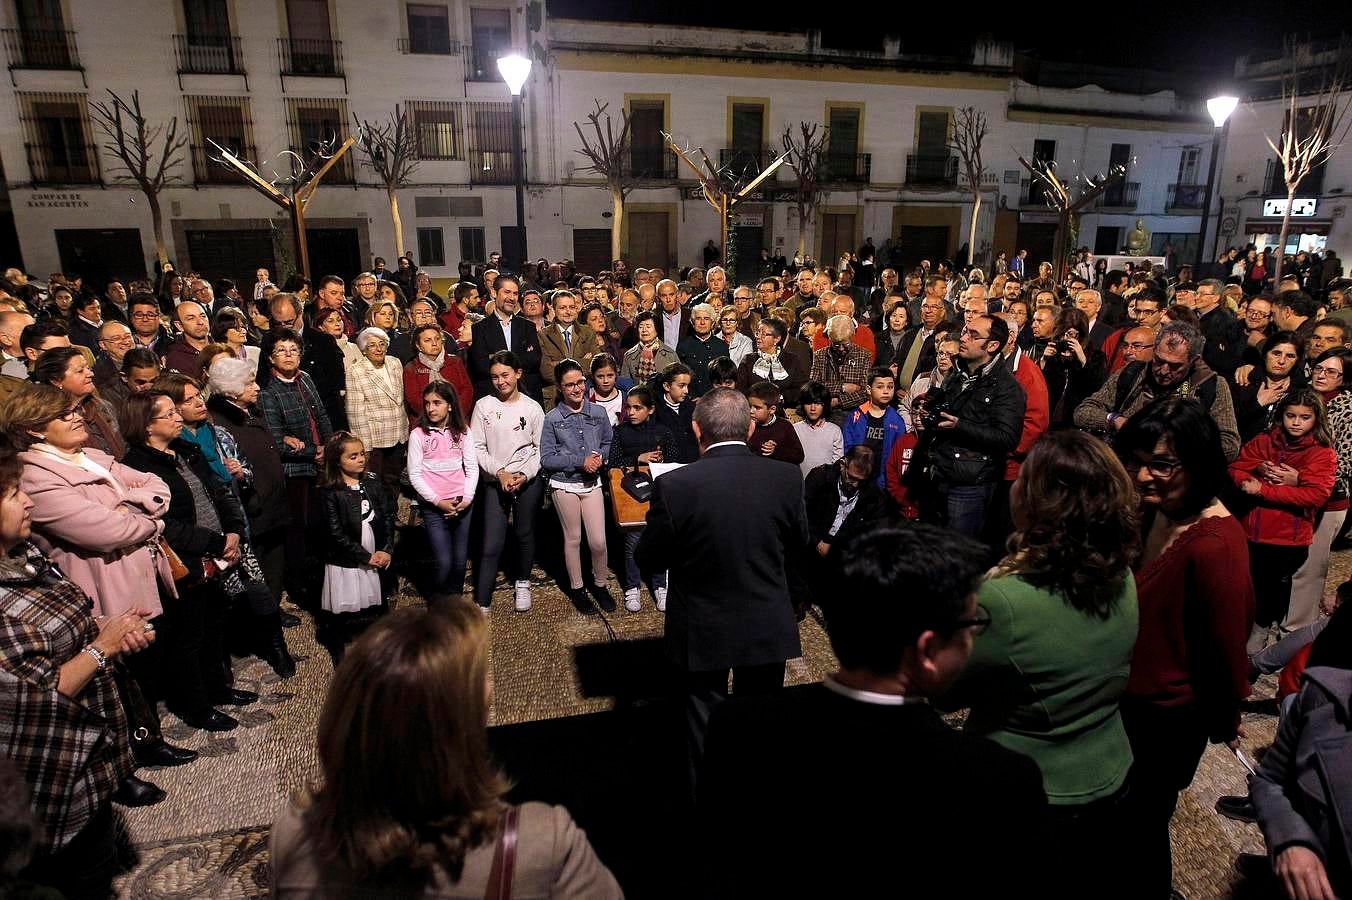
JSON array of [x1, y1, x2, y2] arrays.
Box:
[[891, 293, 952, 391], [538, 289, 599, 409], [636, 388, 810, 791], [467, 273, 543, 402], [1075, 289, 1117, 352], [699, 524, 1048, 898]]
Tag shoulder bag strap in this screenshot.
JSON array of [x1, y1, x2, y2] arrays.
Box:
[[483, 806, 520, 900]]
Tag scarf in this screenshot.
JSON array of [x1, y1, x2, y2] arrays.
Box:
[[752, 351, 787, 382], [419, 348, 447, 384], [637, 339, 661, 383]]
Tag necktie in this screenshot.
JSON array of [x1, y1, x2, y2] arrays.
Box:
[[564, 327, 572, 355], [898, 331, 927, 391]]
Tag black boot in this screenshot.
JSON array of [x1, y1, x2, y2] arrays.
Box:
[[279, 610, 301, 628], [258, 613, 296, 678], [135, 737, 199, 767], [113, 775, 166, 807]]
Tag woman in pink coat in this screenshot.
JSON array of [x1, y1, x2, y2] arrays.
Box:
[[3, 383, 198, 773]]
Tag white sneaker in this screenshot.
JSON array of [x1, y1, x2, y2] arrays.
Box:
[[624, 588, 641, 612], [513, 580, 533, 611], [654, 586, 667, 612], [479, 603, 491, 616]]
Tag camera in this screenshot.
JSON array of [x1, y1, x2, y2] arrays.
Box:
[[1056, 339, 1072, 353], [920, 386, 950, 430]]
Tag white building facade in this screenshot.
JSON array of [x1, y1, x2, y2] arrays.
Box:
[[0, 0, 1217, 288]]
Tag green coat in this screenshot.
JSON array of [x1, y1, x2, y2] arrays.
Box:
[[945, 573, 1139, 805]]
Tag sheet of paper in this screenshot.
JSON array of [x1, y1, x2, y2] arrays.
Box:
[[649, 462, 687, 479]]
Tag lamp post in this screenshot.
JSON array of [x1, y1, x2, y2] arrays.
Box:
[[498, 52, 532, 276], [1194, 94, 1239, 272]]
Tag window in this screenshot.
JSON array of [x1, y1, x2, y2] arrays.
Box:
[[469, 102, 514, 185], [1176, 147, 1200, 185], [417, 227, 446, 266], [826, 105, 864, 182], [460, 226, 486, 264], [282, 0, 339, 75], [629, 99, 667, 178], [407, 100, 461, 160], [466, 7, 509, 79], [407, 3, 452, 54], [13, 0, 77, 68], [19, 92, 98, 184], [415, 196, 484, 217], [185, 95, 255, 183], [286, 99, 352, 182]]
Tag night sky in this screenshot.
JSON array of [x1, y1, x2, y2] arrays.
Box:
[[546, 1, 1352, 93]]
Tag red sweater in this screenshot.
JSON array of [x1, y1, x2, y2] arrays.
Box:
[[1228, 428, 1337, 546], [1004, 353, 1049, 481], [748, 416, 805, 466], [402, 355, 475, 430], [1129, 514, 1254, 741]]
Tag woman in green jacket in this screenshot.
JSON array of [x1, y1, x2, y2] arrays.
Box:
[[943, 429, 1140, 898]]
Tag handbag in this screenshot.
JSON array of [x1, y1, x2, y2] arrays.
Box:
[[620, 467, 654, 503], [157, 538, 190, 582], [483, 806, 519, 900]]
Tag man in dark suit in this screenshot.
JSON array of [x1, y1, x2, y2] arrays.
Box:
[[636, 388, 810, 789], [466, 273, 543, 402], [654, 278, 690, 349], [259, 292, 349, 431], [802, 447, 894, 609], [699, 525, 1048, 898], [1075, 289, 1117, 352]]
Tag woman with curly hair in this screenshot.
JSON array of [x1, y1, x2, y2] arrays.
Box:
[[941, 428, 1139, 895], [269, 604, 621, 897]]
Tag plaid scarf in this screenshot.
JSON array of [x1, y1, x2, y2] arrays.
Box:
[[637, 339, 661, 383]]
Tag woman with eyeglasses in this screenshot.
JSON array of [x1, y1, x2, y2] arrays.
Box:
[[1231, 330, 1305, 442], [345, 328, 409, 513], [1038, 308, 1107, 430], [716, 307, 753, 367], [898, 331, 958, 430], [32, 346, 124, 460], [734, 316, 806, 407], [210, 309, 261, 374], [1113, 396, 1254, 898], [942, 430, 1139, 891]]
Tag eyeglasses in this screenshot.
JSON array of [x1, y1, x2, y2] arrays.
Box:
[[1313, 364, 1345, 378], [131, 311, 159, 320], [1124, 342, 1152, 351], [151, 409, 183, 421], [1245, 310, 1272, 319], [960, 328, 990, 341], [1128, 456, 1182, 479], [949, 606, 992, 636], [56, 407, 83, 422]]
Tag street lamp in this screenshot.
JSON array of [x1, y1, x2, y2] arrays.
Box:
[[498, 52, 532, 276], [1194, 94, 1239, 271]]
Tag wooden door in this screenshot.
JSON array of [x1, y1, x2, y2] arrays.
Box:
[[627, 212, 669, 270]]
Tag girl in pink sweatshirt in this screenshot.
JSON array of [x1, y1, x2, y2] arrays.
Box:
[[407, 381, 479, 606]]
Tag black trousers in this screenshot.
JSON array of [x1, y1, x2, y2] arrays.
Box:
[[282, 476, 317, 607], [367, 442, 407, 513], [1250, 540, 1310, 628], [685, 661, 785, 795], [1044, 782, 1133, 899], [23, 802, 119, 898], [163, 579, 232, 719], [1120, 698, 1210, 899]]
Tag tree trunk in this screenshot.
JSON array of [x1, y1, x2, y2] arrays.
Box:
[[388, 187, 406, 259], [795, 204, 808, 260], [146, 190, 169, 266], [967, 191, 981, 274], [1274, 184, 1296, 286], [610, 184, 624, 265]]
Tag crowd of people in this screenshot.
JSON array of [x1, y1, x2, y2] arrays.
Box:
[[2, 239, 1352, 899]]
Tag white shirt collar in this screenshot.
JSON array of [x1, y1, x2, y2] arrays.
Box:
[[823, 674, 925, 706], [704, 440, 746, 451]]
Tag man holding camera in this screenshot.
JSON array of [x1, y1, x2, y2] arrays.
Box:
[[915, 314, 1025, 538]]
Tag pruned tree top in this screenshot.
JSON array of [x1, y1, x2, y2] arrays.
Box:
[[356, 104, 420, 189], [951, 106, 989, 185], [89, 89, 186, 191], [574, 99, 635, 195], [1266, 35, 1352, 190]]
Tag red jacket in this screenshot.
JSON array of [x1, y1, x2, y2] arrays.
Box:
[[1229, 428, 1337, 546], [883, 431, 921, 519], [402, 355, 474, 429], [1005, 352, 1049, 481]]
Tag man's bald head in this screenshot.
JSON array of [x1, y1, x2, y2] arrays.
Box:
[[0, 310, 34, 353]]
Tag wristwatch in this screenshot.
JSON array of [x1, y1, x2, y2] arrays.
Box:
[[82, 644, 109, 669]]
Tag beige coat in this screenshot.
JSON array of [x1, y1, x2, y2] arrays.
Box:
[[269, 801, 623, 899], [344, 355, 408, 451]]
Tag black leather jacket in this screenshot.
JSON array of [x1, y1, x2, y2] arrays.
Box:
[[925, 358, 1027, 487], [320, 472, 395, 568]]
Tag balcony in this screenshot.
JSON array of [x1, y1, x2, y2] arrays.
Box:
[[623, 150, 677, 181], [718, 146, 778, 177], [821, 152, 871, 184], [25, 142, 98, 185], [173, 34, 243, 75], [397, 36, 458, 55], [1094, 181, 1140, 211], [1166, 183, 1206, 211], [469, 150, 518, 185], [464, 43, 502, 82], [277, 37, 343, 77], [191, 143, 255, 184], [2, 26, 80, 72], [905, 152, 959, 188]]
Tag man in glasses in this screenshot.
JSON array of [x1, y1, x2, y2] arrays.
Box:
[[916, 314, 1024, 537], [127, 294, 172, 356], [700, 523, 1046, 898], [1074, 320, 1241, 460], [1101, 286, 1165, 372], [1189, 278, 1242, 377]]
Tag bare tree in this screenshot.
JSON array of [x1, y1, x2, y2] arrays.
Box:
[[356, 105, 420, 260], [573, 99, 635, 265], [89, 89, 186, 267], [951, 106, 990, 270], [782, 122, 829, 261], [1265, 38, 1352, 282]]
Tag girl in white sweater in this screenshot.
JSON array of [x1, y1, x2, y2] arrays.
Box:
[[470, 350, 545, 612]]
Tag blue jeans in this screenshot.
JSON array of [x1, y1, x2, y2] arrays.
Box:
[[944, 483, 995, 538], [473, 477, 545, 605], [422, 501, 472, 598], [622, 529, 667, 591]]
